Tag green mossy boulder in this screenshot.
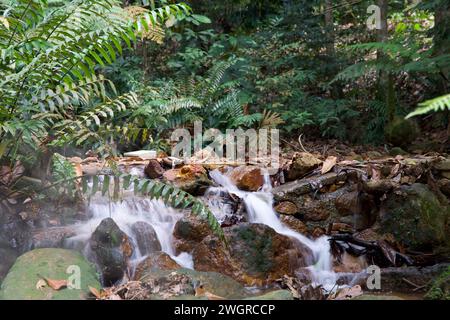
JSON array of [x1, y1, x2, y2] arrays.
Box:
[[245, 290, 294, 300], [385, 118, 420, 148], [380, 184, 450, 251], [0, 248, 101, 300]]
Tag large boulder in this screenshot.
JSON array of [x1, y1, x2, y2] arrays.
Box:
[[89, 218, 134, 286], [228, 166, 264, 192], [173, 215, 212, 254], [192, 223, 310, 285], [380, 184, 450, 251], [0, 248, 100, 300], [163, 165, 212, 196], [130, 221, 161, 256], [385, 118, 420, 148]]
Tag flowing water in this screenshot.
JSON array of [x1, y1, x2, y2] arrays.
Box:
[[65, 168, 339, 290], [67, 194, 194, 270], [208, 169, 338, 291]]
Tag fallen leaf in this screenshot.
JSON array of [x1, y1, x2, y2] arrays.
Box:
[[334, 285, 363, 300], [205, 291, 227, 301], [44, 278, 68, 291], [321, 156, 337, 174], [36, 279, 47, 290], [89, 286, 102, 299]]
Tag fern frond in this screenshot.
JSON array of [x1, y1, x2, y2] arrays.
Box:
[[406, 94, 450, 119], [81, 173, 226, 243], [260, 109, 285, 129]]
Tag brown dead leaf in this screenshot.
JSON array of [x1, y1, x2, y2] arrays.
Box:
[[44, 278, 68, 291], [89, 286, 102, 299], [205, 291, 227, 301], [321, 156, 337, 174], [333, 285, 363, 300]]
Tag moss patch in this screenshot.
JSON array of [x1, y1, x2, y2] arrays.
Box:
[[0, 248, 100, 300]]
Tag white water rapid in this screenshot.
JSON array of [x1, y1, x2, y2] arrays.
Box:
[[208, 169, 338, 291], [67, 195, 194, 270]]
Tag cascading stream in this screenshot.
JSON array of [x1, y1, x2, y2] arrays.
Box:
[[208, 169, 338, 290], [67, 195, 194, 270]]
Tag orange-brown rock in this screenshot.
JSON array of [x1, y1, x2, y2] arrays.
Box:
[[163, 165, 212, 196], [280, 216, 308, 235], [133, 252, 181, 280], [285, 152, 322, 181], [228, 166, 264, 191], [193, 223, 311, 285], [274, 201, 298, 215]]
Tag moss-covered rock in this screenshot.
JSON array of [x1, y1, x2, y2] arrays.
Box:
[[380, 184, 450, 251], [385, 118, 420, 147], [425, 266, 450, 300], [245, 290, 294, 300], [0, 248, 101, 300]]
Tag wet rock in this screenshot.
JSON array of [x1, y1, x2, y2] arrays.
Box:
[[29, 226, 76, 250], [0, 248, 100, 300], [274, 201, 298, 215], [286, 152, 322, 181], [144, 159, 165, 179], [280, 216, 308, 235], [380, 184, 450, 251], [228, 166, 264, 192], [303, 202, 330, 222], [0, 246, 17, 282], [193, 223, 309, 285], [330, 223, 353, 233], [173, 215, 212, 254], [312, 227, 326, 238], [438, 179, 450, 197], [89, 218, 134, 286], [133, 252, 181, 280], [130, 221, 161, 256], [385, 118, 420, 148], [163, 165, 212, 196], [335, 191, 360, 216]]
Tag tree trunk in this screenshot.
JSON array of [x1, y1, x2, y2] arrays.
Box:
[[325, 0, 335, 57], [377, 0, 396, 124]]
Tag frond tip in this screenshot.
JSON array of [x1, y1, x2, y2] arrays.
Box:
[[406, 94, 450, 119]]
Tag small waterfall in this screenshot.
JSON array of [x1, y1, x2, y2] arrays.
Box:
[[67, 195, 193, 270], [209, 169, 338, 291]]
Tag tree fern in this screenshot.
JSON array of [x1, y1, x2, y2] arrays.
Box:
[[406, 94, 450, 119]]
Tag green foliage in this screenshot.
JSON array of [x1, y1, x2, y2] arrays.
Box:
[[406, 94, 450, 119], [0, 0, 190, 160]]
